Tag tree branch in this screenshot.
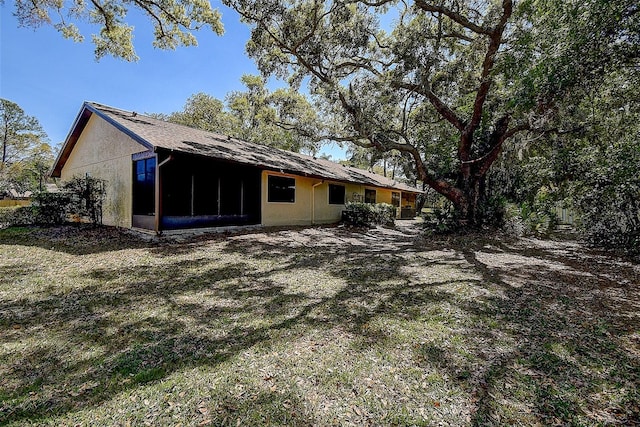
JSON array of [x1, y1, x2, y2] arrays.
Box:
[[460, 0, 512, 160], [394, 81, 465, 131], [413, 0, 490, 35]]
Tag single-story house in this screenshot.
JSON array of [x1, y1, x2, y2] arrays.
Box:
[[0, 188, 33, 200], [51, 102, 420, 232]]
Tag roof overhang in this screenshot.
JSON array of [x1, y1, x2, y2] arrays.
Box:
[[154, 147, 421, 194], [50, 102, 154, 178]]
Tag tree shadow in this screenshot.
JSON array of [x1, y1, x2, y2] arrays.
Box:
[[1, 224, 638, 425], [0, 225, 158, 255]]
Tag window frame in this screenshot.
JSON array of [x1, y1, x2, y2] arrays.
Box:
[[132, 157, 156, 215], [328, 183, 346, 205], [364, 188, 376, 204], [267, 175, 296, 203]]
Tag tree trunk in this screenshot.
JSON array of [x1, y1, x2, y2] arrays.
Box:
[[2, 123, 7, 164], [449, 177, 483, 226]]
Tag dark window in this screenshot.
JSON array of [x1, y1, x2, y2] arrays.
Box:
[[365, 189, 376, 204], [133, 158, 155, 215], [328, 184, 345, 205], [391, 192, 400, 207], [268, 175, 295, 203]]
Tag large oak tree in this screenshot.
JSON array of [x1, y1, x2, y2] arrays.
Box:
[[222, 0, 638, 223]]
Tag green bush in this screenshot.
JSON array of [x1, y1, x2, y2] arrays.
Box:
[[0, 206, 35, 227], [342, 202, 396, 227], [63, 175, 106, 225], [421, 203, 459, 234], [0, 176, 107, 228], [572, 141, 640, 255], [32, 191, 71, 225]]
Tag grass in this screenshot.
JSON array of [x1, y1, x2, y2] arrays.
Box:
[[0, 223, 639, 426]]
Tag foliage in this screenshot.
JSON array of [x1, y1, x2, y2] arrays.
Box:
[[421, 201, 465, 234], [0, 176, 107, 228], [226, 75, 321, 153], [342, 146, 415, 182], [573, 140, 640, 254], [62, 175, 107, 226], [166, 75, 321, 153], [502, 200, 556, 237], [12, 0, 223, 61], [489, 65, 640, 252], [566, 70, 640, 254], [342, 202, 395, 227], [0, 192, 70, 227], [223, 0, 639, 225], [0, 99, 54, 194], [32, 192, 72, 225], [166, 93, 232, 134], [0, 205, 35, 227]]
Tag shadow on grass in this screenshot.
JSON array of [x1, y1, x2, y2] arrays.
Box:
[[0, 224, 157, 255], [1, 224, 639, 425]]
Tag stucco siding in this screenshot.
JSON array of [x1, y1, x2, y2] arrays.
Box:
[[60, 114, 149, 228], [261, 172, 314, 226], [261, 172, 408, 227]]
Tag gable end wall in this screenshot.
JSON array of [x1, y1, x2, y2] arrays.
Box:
[[60, 114, 149, 228]]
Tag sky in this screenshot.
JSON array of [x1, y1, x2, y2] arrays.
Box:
[[0, 1, 346, 159]]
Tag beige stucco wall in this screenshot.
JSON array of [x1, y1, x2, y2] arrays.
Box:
[[261, 171, 314, 226], [60, 114, 149, 228], [261, 171, 409, 226]]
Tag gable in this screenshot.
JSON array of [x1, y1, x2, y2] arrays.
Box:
[[51, 103, 152, 178]]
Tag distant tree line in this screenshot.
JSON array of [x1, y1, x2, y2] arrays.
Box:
[[0, 99, 55, 196]]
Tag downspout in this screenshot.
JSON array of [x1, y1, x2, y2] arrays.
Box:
[[311, 181, 323, 224], [155, 154, 173, 235]]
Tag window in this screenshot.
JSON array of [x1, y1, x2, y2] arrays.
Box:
[[391, 192, 400, 207], [364, 189, 376, 204], [328, 184, 345, 205], [133, 157, 155, 215], [268, 175, 295, 203]]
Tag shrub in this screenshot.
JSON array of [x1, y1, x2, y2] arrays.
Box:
[[0, 176, 107, 228], [571, 141, 640, 255], [421, 202, 459, 234], [0, 206, 35, 228], [63, 175, 106, 225], [32, 191, 71, 225], [342, 202, 396, 227]]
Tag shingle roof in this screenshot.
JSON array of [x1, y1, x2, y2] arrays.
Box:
[[53, 102, 420, 194]]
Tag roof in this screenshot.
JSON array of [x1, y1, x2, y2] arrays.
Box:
[[52, 102, 421, 193]]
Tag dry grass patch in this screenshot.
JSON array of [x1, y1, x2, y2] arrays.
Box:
[[0, 224, 639, 426]]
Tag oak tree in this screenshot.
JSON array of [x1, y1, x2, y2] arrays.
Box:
[[166, 75, 322, 153], [223, 0, 639, 223], [13, 0, 223, 60], [0, 99, 53, 193]]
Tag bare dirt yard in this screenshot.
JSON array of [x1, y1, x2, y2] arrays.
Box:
[[1, 222, 639, 426]]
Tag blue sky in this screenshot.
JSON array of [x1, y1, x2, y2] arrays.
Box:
[[0, 2, 345, 159]]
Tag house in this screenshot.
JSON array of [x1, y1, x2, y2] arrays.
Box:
[[1, 188, 33, 200], [51, 102, 420, 232], [0, 188, 33, 208]]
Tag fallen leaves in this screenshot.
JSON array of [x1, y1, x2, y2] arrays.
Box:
[[1, 225, 638, 426]]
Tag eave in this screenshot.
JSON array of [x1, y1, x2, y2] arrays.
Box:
[[50, 102, 154, 178]]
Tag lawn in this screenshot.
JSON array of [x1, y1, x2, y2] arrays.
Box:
[[0, 223, 639, 426]]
